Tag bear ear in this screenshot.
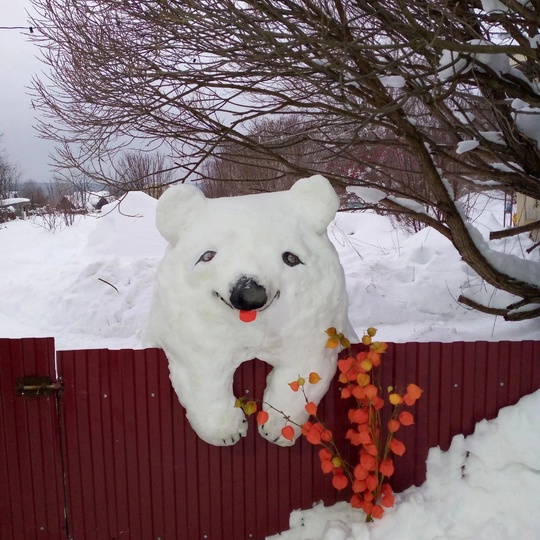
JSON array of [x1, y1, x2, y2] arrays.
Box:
[[289, 175, 340, 234], [156, 184, 207, 245]]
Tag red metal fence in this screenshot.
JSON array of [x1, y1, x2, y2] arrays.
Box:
[[1, 338, 539, 539]]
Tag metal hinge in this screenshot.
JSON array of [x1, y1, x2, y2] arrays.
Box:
[[16, 376, 62, 398]]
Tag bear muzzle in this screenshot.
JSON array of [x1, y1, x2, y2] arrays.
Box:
[[229, 277, 268, 311]]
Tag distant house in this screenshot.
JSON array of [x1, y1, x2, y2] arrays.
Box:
[[0, 197, 31, 219], [87, 192, 111, 212], [55, 191, 114, 214], [56, 196, 76, 213]]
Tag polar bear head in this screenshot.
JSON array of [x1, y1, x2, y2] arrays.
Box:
[[148, 175, 352, 446], [154, 175, 341, 329]]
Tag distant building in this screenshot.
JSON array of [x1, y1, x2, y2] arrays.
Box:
[[86, 191, 113, 212], [0, 197, 31, 219], [55, 191, 114, 213], [55, 196, 76, 213]]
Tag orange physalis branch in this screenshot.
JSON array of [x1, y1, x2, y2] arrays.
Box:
[[320, 326, 423, 522]]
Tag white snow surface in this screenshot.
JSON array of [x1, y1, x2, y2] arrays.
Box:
[[511, 100, 540, 150], [0, 190, 538, 349], [456, 139, 479, 154], [0, 192, 167, 349], [269, 389, 540, 540], [438, 39, 526, 82]]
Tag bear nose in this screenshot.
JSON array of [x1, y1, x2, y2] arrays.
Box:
[[230, 277, 268, 311]]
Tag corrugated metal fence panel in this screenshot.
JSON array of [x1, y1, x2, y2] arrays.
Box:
[[6, 340, 538, 539], [56, 341, 540, 539], [57, 349, 348, 539], [0, 338, 66, 540], [375, 341, 540, 492]]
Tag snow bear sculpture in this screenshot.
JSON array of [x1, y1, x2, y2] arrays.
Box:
[[147, 175, 354, 446]]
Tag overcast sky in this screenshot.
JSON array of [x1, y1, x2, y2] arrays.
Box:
[[1, 0, 57, 184]]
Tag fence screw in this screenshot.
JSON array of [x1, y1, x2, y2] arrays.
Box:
[[500, 382, 505, 387], [454, 383, 459, 388], [151, 393, 156, 397], [103, 393, 108, 398]]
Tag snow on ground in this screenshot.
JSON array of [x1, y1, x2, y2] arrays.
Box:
[[0, 190, 538, 349], [331, 194, 539, 343], [269, 389, 540, 540], [0, 192, 166, 349]]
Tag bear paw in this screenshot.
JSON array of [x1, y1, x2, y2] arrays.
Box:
[[258, 409, 298, 447], [188, 406, 249, 446]]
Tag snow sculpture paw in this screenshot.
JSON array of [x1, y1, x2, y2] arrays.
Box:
[[258, 408, 297, 447], [147, 175, 355, 446], [189, 406, 249, 447]]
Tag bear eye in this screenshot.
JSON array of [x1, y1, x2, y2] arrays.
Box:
[[196, 250, 216, 264], [282, 251, 303, 267]]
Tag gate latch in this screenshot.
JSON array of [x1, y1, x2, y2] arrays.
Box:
[[16, 376, 62, 398]]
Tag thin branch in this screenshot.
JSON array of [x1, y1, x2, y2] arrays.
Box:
[[489, 220, 540, 240], [98, 278, 119, 292]]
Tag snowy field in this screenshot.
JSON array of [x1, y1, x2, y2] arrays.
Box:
[[1, 189, 539, 539], [0, 190, 537, 348]]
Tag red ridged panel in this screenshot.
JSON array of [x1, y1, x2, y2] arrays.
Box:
[[56, 350, 348, 539], [373, 341, 540, 492], [0, 338, 65, 540], [3, 340, 538, 539]]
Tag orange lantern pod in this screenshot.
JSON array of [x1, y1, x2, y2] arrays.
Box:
[[332, 473, 348, 491], [365, 473, 378, 492], [305, 401, 318, 416], [256, 410, 269, 426], [379, 458, 395, 477], [281, 425, 295, 441], [388, 419, 400, 433], [390, 438, 406, 456], [399, 411, 415, 426]]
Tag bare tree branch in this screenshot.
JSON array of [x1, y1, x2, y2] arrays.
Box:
[[28, 0, 540, 319], [490, 220, 540, 240]]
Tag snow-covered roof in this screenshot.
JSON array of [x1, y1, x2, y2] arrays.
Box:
[[0, 197, 30, 207], [67, 191, 112, 210]]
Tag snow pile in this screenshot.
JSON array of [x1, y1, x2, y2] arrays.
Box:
[[269, 389, 540, 540], [512, 99, 540, 150], [0, 192, 166, 349]]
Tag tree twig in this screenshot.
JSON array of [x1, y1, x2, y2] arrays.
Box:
[[98, 278, 119, 292], [489, 220, 540, 240]]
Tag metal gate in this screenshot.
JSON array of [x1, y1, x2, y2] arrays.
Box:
[[0, 338, 66, 539], [1, 338, 539, 539]]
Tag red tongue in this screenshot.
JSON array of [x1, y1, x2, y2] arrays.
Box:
[[240, 310, 257, 323]]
